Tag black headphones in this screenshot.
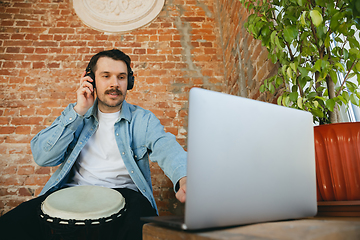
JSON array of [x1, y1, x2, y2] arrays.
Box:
[[85, 49, 135, 90]]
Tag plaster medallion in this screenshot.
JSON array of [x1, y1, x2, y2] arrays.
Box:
[[73, 0, 165, 33]]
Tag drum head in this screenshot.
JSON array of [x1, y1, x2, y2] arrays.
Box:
[[41, 186, 125, 220]]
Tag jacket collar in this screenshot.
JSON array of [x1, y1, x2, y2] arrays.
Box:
[[84, 99, 132, 123]]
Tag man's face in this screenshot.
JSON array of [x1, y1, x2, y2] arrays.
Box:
[[94, 57, 128, 113]]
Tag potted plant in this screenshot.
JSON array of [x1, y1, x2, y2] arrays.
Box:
[[239, 0, 360, 210]]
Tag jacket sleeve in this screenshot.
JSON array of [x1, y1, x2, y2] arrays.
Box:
[[31, 103, 84, 167], [144, 112, 187, 192]]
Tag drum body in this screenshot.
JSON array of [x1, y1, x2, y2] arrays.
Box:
[[39, 186, 126, 240]]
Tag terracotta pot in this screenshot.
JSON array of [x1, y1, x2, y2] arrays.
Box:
[[314, 122, 360, 201]]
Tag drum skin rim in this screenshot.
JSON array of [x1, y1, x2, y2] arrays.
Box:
[[41, 186, 125, 220]]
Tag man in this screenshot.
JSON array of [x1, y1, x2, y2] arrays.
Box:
[[0, 49, 187, 240]]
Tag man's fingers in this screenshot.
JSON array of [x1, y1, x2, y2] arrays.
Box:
[[176, 188, 186, 203]]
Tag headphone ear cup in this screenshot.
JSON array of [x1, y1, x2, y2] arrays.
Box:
[[85, 67, 96, 88], [127, 72, 135, 90]]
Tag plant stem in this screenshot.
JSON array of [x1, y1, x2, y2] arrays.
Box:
[[336, 60, 357, 97], [326, 75, 338, 123]]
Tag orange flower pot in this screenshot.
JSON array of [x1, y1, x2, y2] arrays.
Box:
[[314, 122, 360, 201]]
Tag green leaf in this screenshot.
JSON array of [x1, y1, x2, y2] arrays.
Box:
[[298, 66, 309, 77], [282, 65, 288, 79], [277, 95, 283, 106], [269, 53, 278, 63], [337, 95, 347, 105], [300, 11, 307, 26], [343, 48, 349, 60], [348, 36, 360, 49], [287, 67, 293, 79], [260, 85, 265, 93], [275, 36, 284, 50], [275, 76, 283, 87], [310, 10, 323, 27], [321, 60, 330, 71], [313, 100, 319, 108], [356, 61, 360, 72], [290, 62, 297, 72], [324, 32, 330, 48], [315, 0, 326, 7], [350, 94, 360, 106], [268, 82, 275, 94], [329, 70, 338, 85], [330, 12, 341, 31], [297, 97, 303, 109], [314, 59, 322, 72], [289, 92, 299, 102], [283, 26, 298, 43], [311, 108, 324, 118], [283, 96, 291, 107], [261, 26, 272, 38], [298, 76, 308, 89], [335, 62, 345, 72], [297, 0, 306, 6], [326, 98, 335, 111], [270, 31, 277, 45], [342, 91, 350, 101], [347, 81, 358, 92], [349, 48, 360, 59]]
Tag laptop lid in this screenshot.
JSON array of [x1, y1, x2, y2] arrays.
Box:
[[184, 88, 317, 230]]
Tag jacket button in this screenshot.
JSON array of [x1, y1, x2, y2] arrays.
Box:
[[69, 117, 72, 121]]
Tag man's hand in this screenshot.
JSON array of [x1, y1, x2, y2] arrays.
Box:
[[175, 177, 187, 203], [74, 71, 95, 116]]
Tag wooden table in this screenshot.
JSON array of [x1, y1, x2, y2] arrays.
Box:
[[143, 217, 360, 240]]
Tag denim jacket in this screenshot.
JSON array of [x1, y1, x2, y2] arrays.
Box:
[[30, 100, 187, 212]]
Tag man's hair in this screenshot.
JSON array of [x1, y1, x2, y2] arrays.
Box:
[[87, 49, 132, 74]]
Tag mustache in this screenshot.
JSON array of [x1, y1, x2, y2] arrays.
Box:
[[104, 88, 123, 95]]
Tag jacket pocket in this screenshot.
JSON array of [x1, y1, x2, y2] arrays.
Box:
[[132, 146, 148, 161]]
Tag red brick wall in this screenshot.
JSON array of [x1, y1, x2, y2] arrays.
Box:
[[0, 0, 273, 216], [0, 0, 225, 216], [216, 0, 277, 100]]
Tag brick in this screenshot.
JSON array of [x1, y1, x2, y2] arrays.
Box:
[[32, 62, 46, 68], [18, 187, 34, 196], [15, 126, 31, 134], [47, 62, 60, 68], [35, 167, 51, 174], [0, 126, 16, 134], [24, 175, 50, 186], [11, 117, 43, 125], [0, 175, 22, 186], [139, 55, 167, 62], [133, 49, 146, 54], [18, 165, 35, 175], [3, 40, 32, 47], [49, 28, 75, 34]]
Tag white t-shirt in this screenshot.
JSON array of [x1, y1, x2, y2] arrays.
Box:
[[67, 109, 137, 191]]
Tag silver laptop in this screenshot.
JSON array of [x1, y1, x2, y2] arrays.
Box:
[[142, 87, 317, 230]]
